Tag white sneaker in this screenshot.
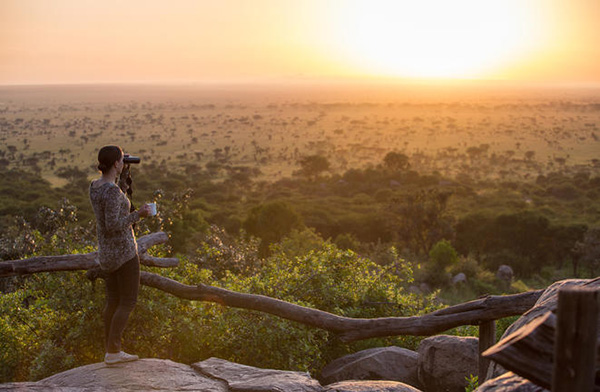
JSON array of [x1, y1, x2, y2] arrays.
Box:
[[104, 351, 139, 364]]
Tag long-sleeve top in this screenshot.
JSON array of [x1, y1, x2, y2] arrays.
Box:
[[89, 181, 141, 272]]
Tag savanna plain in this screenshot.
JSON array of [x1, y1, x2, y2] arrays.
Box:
[[1, 83, 599, 382]]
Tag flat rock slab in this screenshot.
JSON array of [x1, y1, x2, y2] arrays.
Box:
[[324, 380, 422, 392], [1, 358, 226, 392], [0, 382, 79, 391], [193, 357, 323, 392]]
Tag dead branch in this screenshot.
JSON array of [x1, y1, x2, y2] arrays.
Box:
[[0, 232, 177, 277], [140, 271, 542, 342]]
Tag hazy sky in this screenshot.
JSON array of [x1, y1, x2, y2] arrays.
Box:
[[1, 0, 599, 85]]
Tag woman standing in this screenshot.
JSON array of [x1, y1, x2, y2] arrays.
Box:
[[89, 145, 152, 365]]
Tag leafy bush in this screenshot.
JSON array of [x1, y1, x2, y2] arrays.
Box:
[[429, 240, 459, 269], [243, 200, 304, 256]]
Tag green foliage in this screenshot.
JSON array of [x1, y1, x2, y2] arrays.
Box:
[[573, 226, 600, 276], [275, 228, 326, 259], [241, 243, 411, 314], [132, 187, 210, 254], [1, 218, 437, 382], [429, 240, 459, 269], [212, 240, 433, 370], [389, 188, 454, 255], [243, 201, 304, 256], [417, 240, 459, 288], [455, 210, 586, 277], [0, 169, 59, 224], [449, 255, 479, 280], [383, 151, 410, 172], [192, 225, 261, 278], [0, 271, 105, 382], [297, 155, 330, 180], [0, 199, 95, 262], [28, 341, 76, 381], [465, 374, 479, 392], [333, 232, 360, 251]]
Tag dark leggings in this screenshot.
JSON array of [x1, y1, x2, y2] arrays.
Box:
[[103, 255, 140, 354]]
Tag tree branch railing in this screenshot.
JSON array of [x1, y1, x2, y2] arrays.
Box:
[[0, 231, 544, 380], [0, 232, 177, 277], [139, 271, 542, 342]]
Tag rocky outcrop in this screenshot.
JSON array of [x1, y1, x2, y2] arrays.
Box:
[[192, 357, 322, 392], [0, 358, 227, 391], [0, 357, 424, 392], [324, 380, 422, 392], [319, 347, 420, 388], [417, 335, 479, 392]]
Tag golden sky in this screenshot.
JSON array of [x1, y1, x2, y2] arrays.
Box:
[[1, 0, 599, 85]]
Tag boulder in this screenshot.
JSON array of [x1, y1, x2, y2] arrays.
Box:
[[324, 380, 422, 392], [477, 372, 548, 392], [496, 265, 513, 282], [487, 278, 600, 380], [193, 357, 322, 392], [452, 272, 467, 285], [0, 358, 227, 391], [320, 347, 420, 388], [417, 335, 479, 392]]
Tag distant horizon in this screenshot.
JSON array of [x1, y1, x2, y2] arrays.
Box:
[[2, 78, 600, 90]]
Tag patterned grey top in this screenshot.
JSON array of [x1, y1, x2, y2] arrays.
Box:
[[89, 181, 141, 272]]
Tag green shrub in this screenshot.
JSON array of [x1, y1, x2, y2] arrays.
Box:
[[465, 374, 479, 392], [449, 256, 479, 280], [29, 341, 76, 381], [429, 240, 459, 269]]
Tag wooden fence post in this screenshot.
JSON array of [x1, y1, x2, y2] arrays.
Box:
[[478, 320, 496, 382], [551, 287, 599, 391]]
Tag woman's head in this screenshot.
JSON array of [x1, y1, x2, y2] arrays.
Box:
[[97, 145, 123, 174]]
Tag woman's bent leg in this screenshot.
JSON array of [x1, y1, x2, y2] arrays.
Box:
[[105, 256, 140, 354]]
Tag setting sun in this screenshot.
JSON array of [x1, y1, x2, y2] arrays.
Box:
[[327, 0, 547, 79]]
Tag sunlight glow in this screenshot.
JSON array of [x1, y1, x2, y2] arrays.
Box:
[[329, 0, 545, 79]]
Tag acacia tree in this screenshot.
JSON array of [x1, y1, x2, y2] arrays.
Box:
[[388, 189, 454, 255], [383, 151, 410, 172], [242, 201, 304, 256], [297, 155, 330, 180], [573, 227, 600, 276]]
